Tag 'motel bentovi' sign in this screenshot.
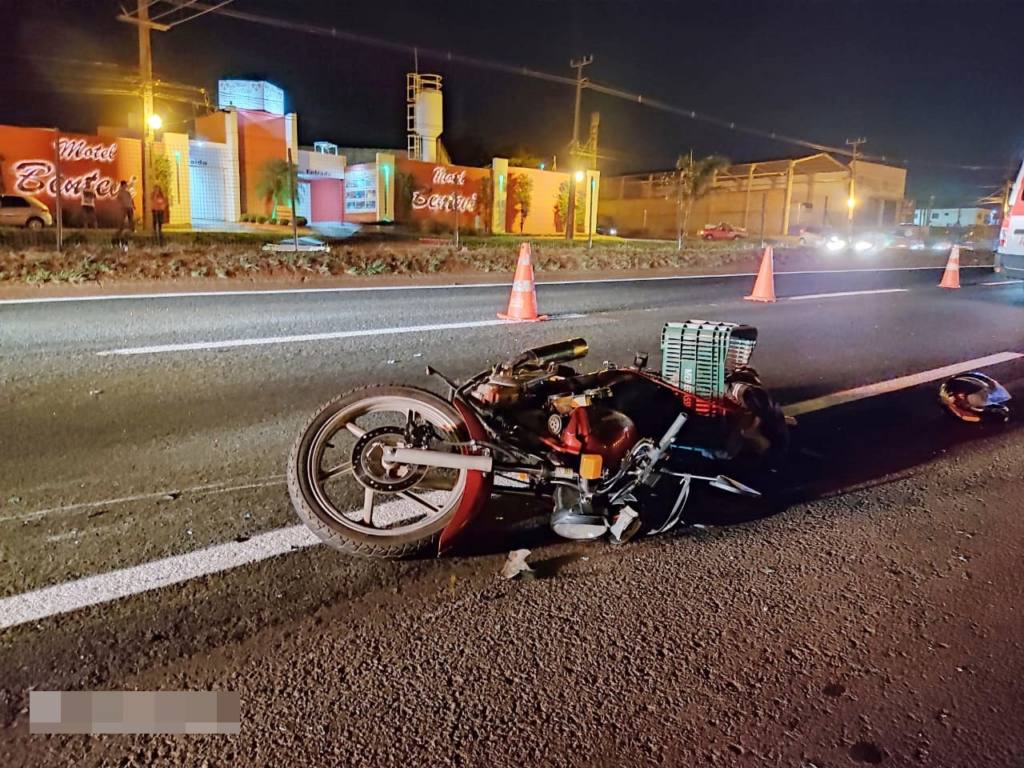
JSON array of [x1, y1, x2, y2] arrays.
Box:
[[397, 159, 491, 226], [0, 125, 142, 226]]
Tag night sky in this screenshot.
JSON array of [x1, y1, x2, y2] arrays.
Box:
[[6, 0, 1024, 205]]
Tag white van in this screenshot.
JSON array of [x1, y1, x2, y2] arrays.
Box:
[[997, 159, 1024, 276]]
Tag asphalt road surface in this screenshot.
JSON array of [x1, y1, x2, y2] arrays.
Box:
[[1, 265, 1023, 766]]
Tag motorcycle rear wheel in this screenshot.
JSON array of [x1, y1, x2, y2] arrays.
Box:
[[288, 386, 477, 559]]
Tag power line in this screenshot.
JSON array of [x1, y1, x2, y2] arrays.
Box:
[[115, 1, 1017, 174]]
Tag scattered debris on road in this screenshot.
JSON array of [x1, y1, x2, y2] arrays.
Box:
[[500, 548, 534, 580]]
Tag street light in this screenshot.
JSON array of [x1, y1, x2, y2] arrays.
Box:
[[846, 196, 856, 210], [564, 170, 586, 243], [587, 173, 596, 250], [147, 113, 163, 131]]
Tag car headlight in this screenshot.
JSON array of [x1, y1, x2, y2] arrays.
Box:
[[853, 239, 874, 252], [608, 227, 618, 236], [824, 238, 847, 252]]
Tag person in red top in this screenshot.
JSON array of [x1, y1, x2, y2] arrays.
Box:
[[151, 185, 168, 246]]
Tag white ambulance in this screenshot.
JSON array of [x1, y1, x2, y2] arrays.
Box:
[[997, 159, 1024, 277]]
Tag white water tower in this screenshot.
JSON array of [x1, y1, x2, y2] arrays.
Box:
[[407, 73, 443, 162]]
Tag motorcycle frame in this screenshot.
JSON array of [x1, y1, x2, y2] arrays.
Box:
[[433, 365, 736, 554]]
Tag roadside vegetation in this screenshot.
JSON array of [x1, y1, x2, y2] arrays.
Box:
[[0, 228, 990, 286]]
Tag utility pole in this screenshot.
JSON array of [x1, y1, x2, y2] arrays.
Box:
[[138, 0, 155, 231], [119, 2, 230, 231], [565, 55, 592, 242], [288, 147, 298, 253], [845, 137, 866, 237], [53, 128, 63, 253]]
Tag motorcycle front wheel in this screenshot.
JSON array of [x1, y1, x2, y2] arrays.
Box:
[[287, 385, 478, 559]]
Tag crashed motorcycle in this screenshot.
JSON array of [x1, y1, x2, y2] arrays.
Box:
[[287, 320, 789, 559]]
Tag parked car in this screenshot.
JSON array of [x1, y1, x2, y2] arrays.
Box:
[[886, 226, 926, 250], [701, 222, 746, 241], [958, 229, 997, 252], [849, 231, 888, 254], [0, 194, 53, 230], [262, 236, 330, 253]]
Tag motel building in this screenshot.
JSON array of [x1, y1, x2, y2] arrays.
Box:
[[0, 78, 602, 239]]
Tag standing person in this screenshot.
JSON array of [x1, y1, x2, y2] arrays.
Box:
[[81, 180, 98, 229], [151, 185, 168, 247], [114, 180, 134, 249]]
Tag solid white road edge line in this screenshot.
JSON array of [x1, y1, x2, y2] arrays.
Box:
[[980, 279, 1024, 286], [97, 314, 587, 356], [787, 288, 909, 301], [0, 265, 994, 306], [783, 351, 1024, 417], [3, 348, 1020, 630], [0, 525, 319, 630]]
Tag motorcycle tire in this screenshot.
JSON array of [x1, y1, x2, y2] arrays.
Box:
[[288, 385, 479, 559]]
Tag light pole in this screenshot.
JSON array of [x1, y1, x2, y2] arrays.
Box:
[[565, 56, 592, 242], [53, 128, 63, 252], [569, 170, 584, 243], [845, 137, 866, 238], [118, 1, 224, 230], [288, 147, 298, 253], [138, 0, 155, 231], [587, 173, 596, 250], [454, 176, 462, 248]]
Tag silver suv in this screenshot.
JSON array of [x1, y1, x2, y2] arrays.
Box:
[[0, 194, 54, 230]]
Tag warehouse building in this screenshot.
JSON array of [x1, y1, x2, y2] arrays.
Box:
[[599, 153, 909, 239]]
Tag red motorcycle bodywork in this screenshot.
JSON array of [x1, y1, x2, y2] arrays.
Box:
[[550, 407, 638, 468], [437, 399, 494, 555], [436, 369, 738, 554]]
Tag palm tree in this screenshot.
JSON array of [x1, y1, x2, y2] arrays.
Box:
[[256, 158, 298, 220], [665, 153, 730, 250]]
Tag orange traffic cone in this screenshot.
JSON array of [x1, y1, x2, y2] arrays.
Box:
[[939, 245, 961, 289], [498, 243, 548, 322], [745, 246, 777, 303]]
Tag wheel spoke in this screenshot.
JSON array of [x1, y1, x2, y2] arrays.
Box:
[[398, 491, 440, 515], [361, 487, 375, 525], [346, 421, 367, 438], [320, 462, 352, 481]]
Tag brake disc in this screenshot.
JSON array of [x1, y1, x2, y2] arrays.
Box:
[[351, 426, 428, 492]]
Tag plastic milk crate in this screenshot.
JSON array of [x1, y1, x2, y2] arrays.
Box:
[[660, 320, 758, 416]]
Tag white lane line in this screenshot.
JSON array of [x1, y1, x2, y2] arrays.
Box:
[[788, 288, 909, 301], [0, 525, 319, 630], [4, 348, 1020, 630], [0, 477, 285, 524], [96, 314, 586, 356], [980, 279, 1024, 286], [0, 265, 994, 306], [783, 351, 1023, 417]]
